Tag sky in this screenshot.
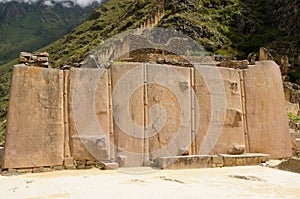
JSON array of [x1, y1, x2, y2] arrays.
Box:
[[0, 0, 104, 7]]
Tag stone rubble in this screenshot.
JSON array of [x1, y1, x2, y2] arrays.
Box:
[[19, 52, 49, 68], [228, 145, 246, 155]]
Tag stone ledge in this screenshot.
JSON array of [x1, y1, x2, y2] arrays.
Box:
[[220, 153, 270, 167], [157, 154, 270, 169], [157, 155, 212, 169], [0, 159, 113, 175]]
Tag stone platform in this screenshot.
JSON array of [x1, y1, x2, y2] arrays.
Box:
[[157, 153, 270, 169]]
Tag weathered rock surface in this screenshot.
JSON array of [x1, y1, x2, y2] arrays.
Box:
[[68, 68, 111, 162], [228, 145, 245, 155], [2, 65, 64, 169], [244, 61, 292, 158]]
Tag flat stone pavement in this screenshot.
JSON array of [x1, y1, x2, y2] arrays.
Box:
[[0, 166, 300, 199]]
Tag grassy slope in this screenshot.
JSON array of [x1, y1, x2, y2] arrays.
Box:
[[0, 2, 99, 145], [0, 2, 97, 66], [43, 0, 241, 67], [41, 0, 299, 67], [0, 60, 13, 145], [42, 0, 155, 67]]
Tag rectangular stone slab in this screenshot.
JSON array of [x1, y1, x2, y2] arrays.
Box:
[[193, 65, 245, 155], [2, 65, 64, 169], [146, 64, 192, 160], [68, 68, 110, 162], [220, 153, 270, 166], [211, 67, 245, 154], [111, 63, 145, 167], [157, 155, 212, 169], [243, 61, 292, 158]]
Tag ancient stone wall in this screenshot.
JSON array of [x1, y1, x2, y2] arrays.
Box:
[[19, 52, 49, 68], [1, 61, 292, 170]]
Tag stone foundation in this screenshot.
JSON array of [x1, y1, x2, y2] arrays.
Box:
[[157, 154, 270, 169]]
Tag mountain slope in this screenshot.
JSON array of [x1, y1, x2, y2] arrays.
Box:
[[41, 0, 299, 69], [0, 0, 99, 66], [0, 0, 102, 144]]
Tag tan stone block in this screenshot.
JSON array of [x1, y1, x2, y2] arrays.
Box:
[[37, 52, 49, 57], [68, 68, 110, 162], [2, 66, 64, 169], [220, 154, 270, 167], [85, 165, 93, 169], [19, 56, 28, 63], [65, 165, 76, 170], [52, 165, 64, 170], [244, 61, 292, 158], [20, 52, 32, 57], [158, 155, 212, 169], [194, 66, 245, 155], [101, 162, 119, 170], [76, 164, 86, 169], [32, 167, 44, 173], [41, 167, 53, 172], [111, 63, 145, 167], [37, 57, 48, 62], [70, 136, 97, 161], [212, 155, 223, 165], [64, 157, 74, 167], [193, 67, 211, 155], [147, 64, 192, 160], [76, 160, 86, 165], [228, 145, 245, 155], [16, 168, 33, 173], [8, 168, 17, 173], [31, 55, 38, 61]]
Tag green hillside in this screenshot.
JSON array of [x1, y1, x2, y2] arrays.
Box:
[[0, 1, 98, 66], [41, 0, 299, 68], [0, 0, 100, 145]]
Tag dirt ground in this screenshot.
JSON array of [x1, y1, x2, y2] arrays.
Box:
[[0, 166, 300, 199]]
